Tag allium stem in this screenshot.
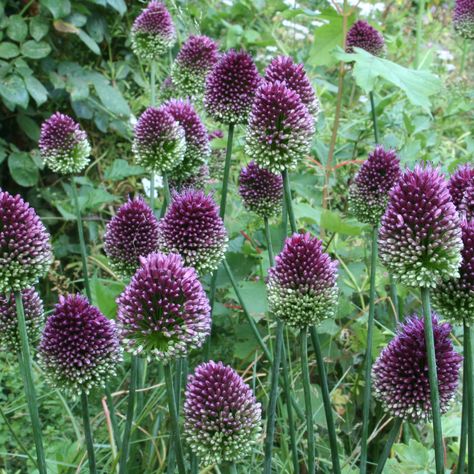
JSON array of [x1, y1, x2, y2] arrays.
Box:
[[360, 225, 378, 474], [282, 170, 297, 233], [421, 287, 444, 474], [460, 39, 468, 75], [457, 364, 468, 474], [374, 417, 402, 474], [150, 61, 156, 212], [415, 0, 426, 68], [222, 462, 237, 474], [15, 292, 47, 474], [465, 323, 474, 474], [264, 217, 274, 266], [81, 391, 97, 474], [389, 274, 400, 319]]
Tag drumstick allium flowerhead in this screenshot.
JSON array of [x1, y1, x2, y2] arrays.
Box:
[[0, 288, 44, 352], [160, 76, 178, 102], [349, 146, 401, 225], [453, 0, 474, 39], [131, 1, 176, 61], [267, 232, 338, 328], [379, 165, 463, 288], [0, 191, 53, 293], [104, 197, 160, 278], [346, 20, 385, 56], [39, 112, 91, 175], [184, 360, 262, 465], [204, 50, 261, 125], [117, 252, 211, 361], [39, 294, 122, 395], [239, 161, 283, 219], [448, 164, 474, 212], [460, 185, 474, 220], [372, 314, 462, 423], [132, 106, 186, 173], [158, 190, 228, 275], [245, 81, 314, 173]]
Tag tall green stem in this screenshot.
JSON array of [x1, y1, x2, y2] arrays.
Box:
[[359, 225, 378, 474], [15, 292, 47, 474], [374, 417, 402, 474], [460, 39, 468, 75], [421, 287, 444, 474], [222, 462, 237, 474], [150, 61, 156, 212], [282, 170, 297, 233], [81, 391, 97, 473], [415, 0, 426, 68], [464, 323, 474, 474], [457, 362, 468, 474]]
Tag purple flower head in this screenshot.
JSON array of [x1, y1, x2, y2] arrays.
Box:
[[39, 112, 91, 175], [162, 99, 211, 180], [453, 0, 474, 39], [117, 252, 211, 361], [172, 35, 219, 97], [158, 190, 228, 275], [0, 191, 53, 293], [39, 294, 122, 395], [460, 185, 474, 221], [245, 81, 314, 173], [104, 196, 160, 278], [0, 288, 43, 353], [204, 50, 261, 125], [349, 146, 401, 225], [346, 20, 385, 56], [264, 56, 320, 117], [267, 232, 338, 328], [160, 76, 178, 102], [133, 106, 186, 173], [131, 1, 176, 61], [433, 220, 474, 323], [184, 360, 262, 465], [239, 161, 283, 218], [379, 165, 463, 288], [448, 164, 474, 212], [169, 164, 209, 193], [372, 314, 462, 423]]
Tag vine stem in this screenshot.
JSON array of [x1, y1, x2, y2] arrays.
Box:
[[421, 287, 444, 474], [374, 417, 402, 474], [15, 292, 47, 474], [415, 0, 426, 68], [359, 225, 378, 474], [81, 392, 97, 473], [465, 323, 474, 474]]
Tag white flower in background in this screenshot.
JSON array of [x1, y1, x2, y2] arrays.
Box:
[[359, 95, 369, 104], [436, 49, 454, 61], [282, 20, 309, 40], [142, 175, 164, 199], [331, 0, 384, 17]]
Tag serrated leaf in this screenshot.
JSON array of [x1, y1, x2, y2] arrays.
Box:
[[24, 75, 48, 105], [0, 75, 28, 108], [30, 16, 50, 41], [6, 15, 28, 43], [8, 151, 39, 187], [0, 42, 20, 59], [21, 40, 51, 59]]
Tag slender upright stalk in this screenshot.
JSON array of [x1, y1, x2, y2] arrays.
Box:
[[460, 39, 468, 75], [15, 292, 47, 474], [150, 61, 156, 212], [81, 391, 97, 474], [464, 323, 474, 474], [282, 170, 297, 233], [374, 417, 403, 474], [222, 462, 238, 474], [457, 364, 468, 474], [415, 0, 426, 68], [264, 217, 274, 265], [359, 225, 378, 474], [420, 287, 444, 474]]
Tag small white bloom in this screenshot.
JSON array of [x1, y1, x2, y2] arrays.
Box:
[[142, 175, 164, 198]]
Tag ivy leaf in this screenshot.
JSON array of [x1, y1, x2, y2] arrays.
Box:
[[21, 40, 52, 59], [8, 151, 39, 187], [0, 75, 28, 108]]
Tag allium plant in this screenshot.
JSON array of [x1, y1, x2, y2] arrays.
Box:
[[160, 76, 178, 101], [379, 165, 463, 288], [39, 294, 121, 395], [267, 232, 338, 328], [0, 190, 53, 293], [171, 35, 219, 97], [460, 185, 474, 220], [239, 161, 283, 219], [372, 314, 462, 423], [169, 164, 209, 192], [349, 146, 401, 225], [132, 106, 186, 173], [184, 360, 262, 465], [246, 81, 314, 173], [448, 164, 474, 211], [204, 50, 261, 125], [453, 0, 474, 39], [131, 1, 176, 61], [158, 190, 228, 275], [0, 288, 43, 352], [346, 20, 385, 56], [104, 196, 159, 278], [39, 112, 91, 175], [117, 252, 211, 361]]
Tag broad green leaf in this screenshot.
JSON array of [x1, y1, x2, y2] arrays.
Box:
[[8, 151, 39, 187], [107, 0, 127, 15], [21, 40, 52, 59], [0, 75, 28, 108], [104, 159, 144, 181], [90, 276, 125, 319], [93, 81, 131, 117], [6, 15, 28, 43], [16, 115, 40, 141], [77, 29, 100, 55], [24, 75, 48, 105], [320, 209, 365, 236], [0, 42, 20, 59], [40, 0, 71, 19], [30, 16, 50, 41]]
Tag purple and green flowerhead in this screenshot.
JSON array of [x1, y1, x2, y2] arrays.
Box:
[[171, 35, 219, 98], [448, 164, 474, 213], [0, 191, 53, 293], [372, 314, 462, 423], [349, 146, 401, 225], [239, 161, 283, 219], [158, 190, 228, 275], [39, 294, 122, 395], [433, 220, 474, 323], [104, 196, 160, 278], [132, 106, 186, 173], [169, 164, 209, 192], [117, 252, 211, 361], [39, 112, 91, 175], [184, 360, 262, 465], [245, 81, 314, 173], [346, 20, 385, 56], [379, 165, 463, 288], [160, 76, 178, 102], [0, 288, 43, 353], [453, 0, 474, 39], [204, 50, 261, 125], [267, 232, 338, 328], [459, 185, 474, 220], [131, 1, 176, 61]]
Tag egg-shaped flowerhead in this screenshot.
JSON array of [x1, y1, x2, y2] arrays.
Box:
[[453, 0, 474, 39], [448, 164, 474, 212], [346, 20, 385, 56]]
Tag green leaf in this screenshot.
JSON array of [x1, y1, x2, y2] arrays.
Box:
[[16, 115, 40, 141], [24, 75, 48, 105], [30, 16, 50, 41], [104, 159, 144, 181], [0, 75, 28, 108], [320, 209, 366, 236], [40, 0, 71, 19], [8, 151, 39, 187], [76, 29, 100, 55], [20, 40, 52, 59], [6, 15, 28, 43], [93, 81, 131, 117], [0, 42, 20, 59], [90, 276, 125, 319], [107, 0, 127, 15]]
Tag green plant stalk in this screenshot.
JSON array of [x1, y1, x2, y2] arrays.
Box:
[[150, 61, 156, 212], [374, 417, 402, 474], [222, 462, 237, 474], [457, 353, 468, 474], [465, 323, 474, 474], [421, 287, 444, 474], [310, 327, 341, 473], [282, 170, 297, 233], [359, 225, 378, 474], [15, 292, 47, 474], [81, 391, 97, 474], [460, 39, 468, 75], [415, 0, 426, 68]]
